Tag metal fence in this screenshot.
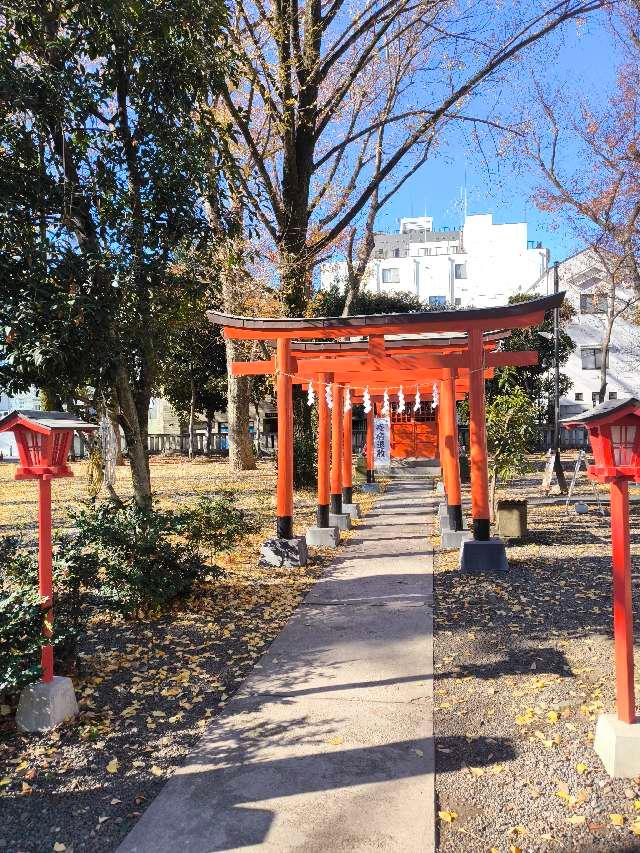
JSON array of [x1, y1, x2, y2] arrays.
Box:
[[457, 424, 589, 452]]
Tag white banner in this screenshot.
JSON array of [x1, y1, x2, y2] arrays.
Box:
[[373, 417, 390, 468]]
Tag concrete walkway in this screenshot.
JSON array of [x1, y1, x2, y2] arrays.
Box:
[[117, 481, 434, 853]]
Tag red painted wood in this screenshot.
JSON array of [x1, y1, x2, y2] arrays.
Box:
[[366, 408, 374, 473], [38, 477, 54, 683], [317, 372, 331, 506], [276, 338, 293, 522], [440, 369, 462, 508], [467, 328, 491, 530], [330, 384, 343, 499], [342, 391, 353, 490], [610, 478, 636, 723]]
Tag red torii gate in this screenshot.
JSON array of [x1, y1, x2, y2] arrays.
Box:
[[210, 293, 563, 567]]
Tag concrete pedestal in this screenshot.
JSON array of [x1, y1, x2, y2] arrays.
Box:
[[594, 713, 640, 777], [361, 483, 380, 493], [575, 501, 589, 515], [441, 529, 473, 550], [459, 538, 508, 573], [305, 526, 340, 548], [329, 512, 351, 531], [260, 537, 308, 568], [16, 676, 79, 733], [342, 502, 361, 521]]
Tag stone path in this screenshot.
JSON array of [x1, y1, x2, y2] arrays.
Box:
[[116, 481, 435, 853]]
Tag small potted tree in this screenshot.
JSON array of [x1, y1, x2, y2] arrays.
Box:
[[486, 387, 536, 540]]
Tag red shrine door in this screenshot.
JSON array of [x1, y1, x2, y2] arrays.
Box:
[[390, 403, 438, 459]]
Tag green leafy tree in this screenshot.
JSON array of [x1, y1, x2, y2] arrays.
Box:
[[312, 286, 427, 317], [0, 0, 235, 508], [159, 318, 227, 457], [487, 293, 575, 420], [486, 385, 537, 514]]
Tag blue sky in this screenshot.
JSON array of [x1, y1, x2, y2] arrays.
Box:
[[377, 9, 621, 264]]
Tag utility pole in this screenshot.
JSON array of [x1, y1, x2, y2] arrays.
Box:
[[543, 261, 568, 493]]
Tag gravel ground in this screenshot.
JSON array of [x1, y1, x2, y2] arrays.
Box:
[[434, 466, 640, 852], [0, 459, 378, 853]]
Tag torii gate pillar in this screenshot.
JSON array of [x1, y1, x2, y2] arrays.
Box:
[[329, 384, 350, 530], [306, 373, 340, 548], [460, 329, 508, 572], [342, 391, 360, 520], [259, 337, 308, 566]]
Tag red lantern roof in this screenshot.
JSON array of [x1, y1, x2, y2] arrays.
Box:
[[562, 398, 640, 429], [0, 410, 97, 435], [563, 398, 640, 483], [0, 410, 96, 480]]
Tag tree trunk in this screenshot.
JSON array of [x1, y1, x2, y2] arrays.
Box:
[[598, 313, 614, 404], [40, 387, 62, 411], [206, 415, 213, 455], [188, 377, 196, 460], [225, 338, 256, 471], [114, 364, 152, 510]]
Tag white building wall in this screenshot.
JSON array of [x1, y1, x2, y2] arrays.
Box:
[[320, 213, 549, 308], [530, 250, 640, 416], [0, 389, 41, 459]]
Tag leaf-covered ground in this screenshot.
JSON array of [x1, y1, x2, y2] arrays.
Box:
[[0, 458, 378, 853], [435, 461, 640, 852]]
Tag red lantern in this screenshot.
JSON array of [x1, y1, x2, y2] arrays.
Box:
[[0, 410, 97, 682], [565, 399, 640, 483], [564, 398, 640, 725]]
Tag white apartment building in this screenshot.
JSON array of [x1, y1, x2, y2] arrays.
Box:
[[530, 249, 640, 417], [320, 213, 549, 307]]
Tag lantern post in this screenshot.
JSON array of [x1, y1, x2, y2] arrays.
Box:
[[563, 398, 640, 776], [0, 410, 96, 732]]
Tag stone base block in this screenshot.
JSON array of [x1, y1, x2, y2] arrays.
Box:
[[438, 502, 448, 520], [459, 538, 508, 573], [342, 502, 361, 520], [260, 537, 308, 568], [305, 526, 340, 548], [361, 483, 380, 493], [594, 713, 640, 777], [439, 513, 451, 533], [575, 501, 589, 515], [16, 676, 79, 733], [329, 512, 351, 531], [441, 529, 473, 550], [435, 482, 446, 495]]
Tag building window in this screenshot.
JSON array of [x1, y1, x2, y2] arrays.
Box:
[[382, 267, 400, 284], [580, 292, 608, 314], [592, 392, 600, 406], [580, 347, 608, 370], [375, 249, 384, 257], [428, 295, 446, 307], [393, 248, 400, 258], [418, 247, 427, 256], [454, 263, 467, 279], [575, 393, 583, 401], [454, 298, 462, 306], [609, 391, 618, 400]]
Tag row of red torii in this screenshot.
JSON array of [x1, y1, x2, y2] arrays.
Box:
[[210, 293, 563, 569]]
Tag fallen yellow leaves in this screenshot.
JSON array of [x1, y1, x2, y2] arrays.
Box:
[[609, 813, 625, 827], [438, 810, 458, 823], [326, 736, 344, 746], [106, 758, 118, 774]]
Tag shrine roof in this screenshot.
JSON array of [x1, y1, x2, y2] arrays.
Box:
[[562, 397, 640, 426], [0, 410, 97, 434], [209, 292, 564, 340], [282, 330, 509, 353]]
